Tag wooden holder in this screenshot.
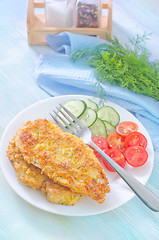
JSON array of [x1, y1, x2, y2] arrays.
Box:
[[27, 0, 112, 45]]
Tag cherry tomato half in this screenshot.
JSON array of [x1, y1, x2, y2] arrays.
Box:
[[92, 136, 108, 150], [125, 146, 148, 167], [89, 136, 109, 162], [125, 132, 147, 149], [116, 121, 138, 137], [107, 133, 126, 153], [103, 149, 126, 172]]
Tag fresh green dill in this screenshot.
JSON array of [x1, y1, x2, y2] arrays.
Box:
[[70, 33, 159, 100]]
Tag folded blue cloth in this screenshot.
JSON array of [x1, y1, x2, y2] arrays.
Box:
[[46, 32, 107, 55], [35, 32, 159, 150]]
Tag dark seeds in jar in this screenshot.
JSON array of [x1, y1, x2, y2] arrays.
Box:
[[77, 3, 99, 28]]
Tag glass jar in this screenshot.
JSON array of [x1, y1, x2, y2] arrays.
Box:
[[76, 0, 102, 28], [45, 0, 76, 27]]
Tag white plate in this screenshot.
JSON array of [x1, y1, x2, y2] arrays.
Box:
[[0, 95, 154, 216]]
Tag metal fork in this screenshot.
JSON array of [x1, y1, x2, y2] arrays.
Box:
[[50, 104, 159, 212]]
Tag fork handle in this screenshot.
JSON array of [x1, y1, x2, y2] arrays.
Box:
[[90, 141, 159, 212]]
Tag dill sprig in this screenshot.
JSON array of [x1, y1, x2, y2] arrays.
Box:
[[70, 34, 159, 100]]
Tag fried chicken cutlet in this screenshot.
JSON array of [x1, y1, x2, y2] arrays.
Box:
[[7, 139, 83, 205], [14, 119, 110, 203]]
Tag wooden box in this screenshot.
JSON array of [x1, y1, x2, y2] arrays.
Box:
[[27, 0, 112, 45]]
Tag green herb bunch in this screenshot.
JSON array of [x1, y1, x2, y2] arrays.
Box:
[[71, 34, 159, 100]]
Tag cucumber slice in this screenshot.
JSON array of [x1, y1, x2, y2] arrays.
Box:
[[83, 98, 98, 110], [89, 118, 107, 138], [104, 121, 117, 136], [57, 100, 86, 125], [79, 108, 97, 127], [63, 100, 86, 117], [97, 106, 120, 126]]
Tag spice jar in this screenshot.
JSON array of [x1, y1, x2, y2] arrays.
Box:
[[45, 0, 76, 27], [76, 0, 102, 28]]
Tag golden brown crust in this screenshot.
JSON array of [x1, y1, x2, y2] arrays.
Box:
[[7, 139, 83, 205], [41, 179, 83, 205], [14, 119, 110, 203]]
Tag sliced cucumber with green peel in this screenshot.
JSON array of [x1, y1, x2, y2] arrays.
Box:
[[83, 98, 98, 110], [57, 100, 86, 126], [97, 106, 120, 126], [104, 121, 116, 136], [63, 100, 86, 117], [79, 108, 97, 127], [57, 99, 120, 139], [89, 118, 107, 138]]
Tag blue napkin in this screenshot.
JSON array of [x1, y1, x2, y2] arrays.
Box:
[[35, 32, 159, 150]]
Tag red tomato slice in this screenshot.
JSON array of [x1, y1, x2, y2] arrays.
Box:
[[103, 149, 126, 172], [92, 136, 108, 150], [107, 133, 126, 153], [89, 136, 109, 162], [125, 132, 147, 149], [125, 146, 148, 167], [116, 121, 138, 137]]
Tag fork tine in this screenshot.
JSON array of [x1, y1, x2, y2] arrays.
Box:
[[49, 113, 67, 132], [59, 104, 86, 129], [53, 110, 69, 128], [57, 107, 80, 132], [52, 110, 77, 135]]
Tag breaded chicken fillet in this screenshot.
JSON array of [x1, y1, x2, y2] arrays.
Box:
[[7, 139, 83, 205], [14, 119, 110, 203]]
